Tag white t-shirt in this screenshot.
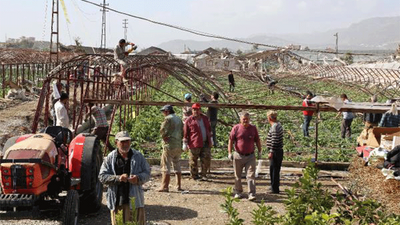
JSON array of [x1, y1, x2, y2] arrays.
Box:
[[55, 101, 69, 128]]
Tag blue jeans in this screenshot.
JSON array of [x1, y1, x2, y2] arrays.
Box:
[[303, 115, 313, 137]]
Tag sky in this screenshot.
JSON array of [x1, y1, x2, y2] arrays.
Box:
[[0, 0, 399, 50]]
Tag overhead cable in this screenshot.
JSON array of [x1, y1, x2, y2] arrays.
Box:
[[80, 0, 375, 56]]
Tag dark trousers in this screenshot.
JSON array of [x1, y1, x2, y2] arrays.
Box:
[[303, 115, 313, 137], [229, 83, 235, 92], [270, 151, 283, 193], [341, 119, 353, 138], [210, 120, 217, 147]]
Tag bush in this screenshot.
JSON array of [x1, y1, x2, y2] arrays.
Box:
[[220, 162, 400, 224]]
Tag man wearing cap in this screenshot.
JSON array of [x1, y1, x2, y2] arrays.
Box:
[[266, 111, 284, 194], [99, 131, 151, 225], [182, 93, 192, 122], [114, 39, 137, 78], [228, 112, 262, 201], [158, 105, 184, 192], [183, 103, 212, 180]]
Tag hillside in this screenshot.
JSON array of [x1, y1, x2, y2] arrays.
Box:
[[159, 16, 400, 53]]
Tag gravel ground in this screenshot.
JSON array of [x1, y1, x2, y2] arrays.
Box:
[[1, 165, 347, 225], [0, 99, 348, 224]]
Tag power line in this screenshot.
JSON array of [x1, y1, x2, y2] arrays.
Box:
[[80, 0, 375, 56]]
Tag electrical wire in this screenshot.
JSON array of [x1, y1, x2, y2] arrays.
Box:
[[71, 0, 98, 53], [71, 0, 99, 22], [41, 0, 49, 42], [80, 0, 375, 56]]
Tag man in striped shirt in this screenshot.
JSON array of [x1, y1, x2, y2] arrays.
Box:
[[266, 110, 284, 194]]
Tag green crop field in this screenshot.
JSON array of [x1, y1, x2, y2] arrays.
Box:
[[112, 72, 375, 162]]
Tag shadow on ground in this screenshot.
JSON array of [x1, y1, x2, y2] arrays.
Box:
[[146, 204, 198, 221]]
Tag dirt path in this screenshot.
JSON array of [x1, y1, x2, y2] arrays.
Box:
[[0, 165, 347, 225], [0, 98, 348, 224], [0, 99, 38, 152]]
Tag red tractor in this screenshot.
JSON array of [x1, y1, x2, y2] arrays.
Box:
[[0, 126, 103, 225]]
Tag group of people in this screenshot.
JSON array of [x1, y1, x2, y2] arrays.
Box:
[[302, 91, 400, 140], [302, 92, 356, 139], [97, 96, 285, 224]]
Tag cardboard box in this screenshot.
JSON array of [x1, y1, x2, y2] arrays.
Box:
[[393, 136, 400, 149], [381, 134, 394, 150], [366, 127, 400, 148]]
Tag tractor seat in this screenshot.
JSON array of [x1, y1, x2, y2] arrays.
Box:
[[44, 126, 73, 147]]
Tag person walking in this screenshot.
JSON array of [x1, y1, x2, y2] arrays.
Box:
[[99, 131, 151, 225], [302, 91, 314, 137], [207, 92, 219, 147], [337, 94, 354, 138], [183, 103, 212, 180], [266, 111, 284, 194], [55, 92, 70, 128], [158, 105, 184, 192], [228, 112, 262, 201], [228, 71, 235, 92]]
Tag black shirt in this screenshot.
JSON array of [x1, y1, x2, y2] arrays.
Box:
[[207, 100, 218, 122], [363, 112, 382, 124], [115, 149, 133, 206], [228, 73, 235, 83]]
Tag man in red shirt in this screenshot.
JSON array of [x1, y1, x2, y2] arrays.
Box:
[[228, 112, 262, 201], [183, 103, 212, 180], [302, 91, 314, 137]]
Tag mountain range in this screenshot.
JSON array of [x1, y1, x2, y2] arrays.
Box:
[[158, 16, 400, 53]]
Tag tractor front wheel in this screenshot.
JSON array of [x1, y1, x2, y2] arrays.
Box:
[[80, 139, 103, 213], [62, 190, 80, 225]]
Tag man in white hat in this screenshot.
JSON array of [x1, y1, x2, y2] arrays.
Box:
[[99, 131, 150, 225]]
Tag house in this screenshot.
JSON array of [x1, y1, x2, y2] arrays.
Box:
[[193, 47, 241, 71], [136, 46, 169, 56]]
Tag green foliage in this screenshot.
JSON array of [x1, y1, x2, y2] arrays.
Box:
[[221, 162, 400, 224], [335, 196, 400, 224], [113, 71, 371, 162], [304, 212, 339, 225], [341, 52, 354, 65], [220, 187, 244, 225], [251, 201, 281, 225], [115, 197, 138, 225], [282, 162, 334, 225]]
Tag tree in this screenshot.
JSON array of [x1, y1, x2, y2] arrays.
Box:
[[341, 52, 353, 65]]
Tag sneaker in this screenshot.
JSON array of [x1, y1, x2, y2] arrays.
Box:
[[234, 193, 242, 199], [200, 176, 208, 181], [248, 194, 256, 201], [191, 175, 201, 180]]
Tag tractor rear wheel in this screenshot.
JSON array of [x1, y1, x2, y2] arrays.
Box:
[[80, 139, 103, 213], [62, 190, 79, 225]]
